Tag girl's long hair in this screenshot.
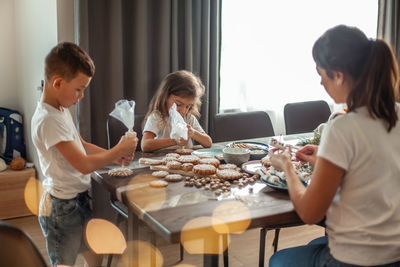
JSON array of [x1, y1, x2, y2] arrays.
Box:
[[144, 70, 205, 124], [312, 25, 400, 132]]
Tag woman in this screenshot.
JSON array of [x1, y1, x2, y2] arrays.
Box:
[[269, 25, 400, 266]]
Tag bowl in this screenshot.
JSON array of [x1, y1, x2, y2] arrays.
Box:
[[223, 147, 250, 166], [249, 148, 269, 160]]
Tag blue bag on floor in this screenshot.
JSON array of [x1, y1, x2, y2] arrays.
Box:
[[0, 107, 26, 163]]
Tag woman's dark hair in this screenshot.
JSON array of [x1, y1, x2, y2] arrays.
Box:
[[312, 25, 400, 131], [144, 70, 205, 124]]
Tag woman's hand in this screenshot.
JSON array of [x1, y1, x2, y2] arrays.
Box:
[[269, 147, 293, 172], [295, 145, 318, 167]]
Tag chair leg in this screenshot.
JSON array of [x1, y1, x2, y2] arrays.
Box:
[[223, 234, 229, 267], [272, 228, 280, 253], [259, 228, 267, 267], [179, 243, 184, 262], [107, 254, 113, 267]]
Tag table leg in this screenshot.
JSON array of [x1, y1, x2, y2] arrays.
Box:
[[204, 254, 219, 267], [128, 210, 139, 267]]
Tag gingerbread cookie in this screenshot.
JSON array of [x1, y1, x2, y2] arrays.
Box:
[[164, 174, 183, 182], [178, 155, 200, 164], [175, 148, 194, 155], [181, 163, 194, 171], [108, 167, 133, 177], [218, 163, 237, 170], [199, 158, 220, 168], [165, 153, 180, 159], [152, 171, 169, 178], [216, 169, 242, 180], [149, 180, 168, 188], [193, 164, 217, 175], [139, 158, 165, 166], [166, 160, 182, 169]]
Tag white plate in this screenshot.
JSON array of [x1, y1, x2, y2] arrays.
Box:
[[241, 160, 263, 174]]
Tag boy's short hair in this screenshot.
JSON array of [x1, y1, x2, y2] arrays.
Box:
[[45, 42, 95, 82]]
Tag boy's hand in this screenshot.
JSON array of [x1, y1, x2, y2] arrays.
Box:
[[117, 135, 138, 158]]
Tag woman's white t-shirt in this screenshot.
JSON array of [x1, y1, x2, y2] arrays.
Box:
[[317, 104, 400, 266], [31, 102, 91, 199], [143, 111, 205, 148]]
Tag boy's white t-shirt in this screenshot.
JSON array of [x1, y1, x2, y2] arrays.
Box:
[[31, 102, 91, 199], [143, 111, 205, 148], [317, 104, 400, 266]]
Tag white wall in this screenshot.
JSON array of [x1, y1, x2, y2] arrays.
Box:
[[13, 0, 57, 169], [0, 0, 18, 109]]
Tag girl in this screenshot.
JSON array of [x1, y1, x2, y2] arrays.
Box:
[[269, 25, 400, 266], [141, 70, 212, 152]]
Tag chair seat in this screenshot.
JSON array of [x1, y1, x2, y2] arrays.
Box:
[[284, 100, 331, 135]]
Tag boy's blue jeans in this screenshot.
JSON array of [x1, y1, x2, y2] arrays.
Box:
[[39, 191, 92, 266], [269, 236, 400, 267]]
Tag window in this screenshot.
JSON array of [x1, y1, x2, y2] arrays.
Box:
[[220, 0, 378, 134]]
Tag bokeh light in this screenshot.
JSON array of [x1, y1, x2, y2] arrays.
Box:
[[24, 177, 46, 216], [116, 240, 163, 267], [180, 216, 230, 254], [125, 173, 167, 213], [85, 218, 126, 254], [212, 200, 251, 234]]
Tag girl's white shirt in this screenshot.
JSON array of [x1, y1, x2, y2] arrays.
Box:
[[143, 111, 205, 148]]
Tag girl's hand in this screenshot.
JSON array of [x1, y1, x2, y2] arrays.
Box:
[[176, 137, 190, 147], [295, 145, 318, 167], [187, 124, 194, 139], [269, 147, 293, 172]]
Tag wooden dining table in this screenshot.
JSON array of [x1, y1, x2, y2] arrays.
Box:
[[92, 132, 313, 267]]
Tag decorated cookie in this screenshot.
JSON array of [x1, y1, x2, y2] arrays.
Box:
[[164, 174, 183, 182], [152, 171, 169, 178], [175, 148, 194, 155], [149, 180, 168, 188], [108, 167, 133, 177], [199, 158, 220, 168], [193, 164, 217, 175]]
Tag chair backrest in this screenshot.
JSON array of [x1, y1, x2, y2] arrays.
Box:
[[212, 111, 275, 143], [0, 221, 47, 267], [107, 114, 145, 151], [284, 100, 331, 135]]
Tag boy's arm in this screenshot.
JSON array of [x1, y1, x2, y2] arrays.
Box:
[[56, 135, 136, 174], [79, 136, 106, 154]]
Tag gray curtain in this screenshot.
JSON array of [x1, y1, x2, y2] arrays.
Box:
[[377, 0, 400, 65], [76, 0, 221, 147]]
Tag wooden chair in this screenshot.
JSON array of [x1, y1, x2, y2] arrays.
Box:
[[284, 100, 331, 135], [106, 114, 145, 151], [0, 221, 47, 267], [212, 111, 275, 142], [212, 111, 277, 267]]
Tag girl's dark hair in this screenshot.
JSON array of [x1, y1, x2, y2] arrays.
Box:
[[144, 70, 205, 123], [312, 25, 400, 131], [45, 42, 95, 82]]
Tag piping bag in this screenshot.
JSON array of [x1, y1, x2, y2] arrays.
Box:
[[169, 103, 188, 148], [110, 100, 137, 138], [109, 100, 136, 170]]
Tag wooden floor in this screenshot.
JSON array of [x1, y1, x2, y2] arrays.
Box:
[[5, 215, 324, 267]]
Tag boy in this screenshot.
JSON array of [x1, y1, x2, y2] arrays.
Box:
[[31, 42, 137, 267]]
